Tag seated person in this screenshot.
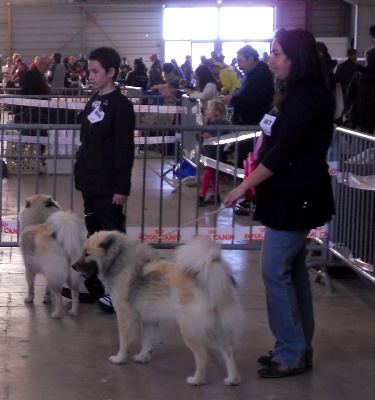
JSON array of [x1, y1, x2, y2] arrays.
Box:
[[125, 58, 148, 92], [212, 62, 240, 95], [2, 57, 13, 85], [69, 62, 87, 87], [151, 62, 180, 104], [11, 57, 28, 86]]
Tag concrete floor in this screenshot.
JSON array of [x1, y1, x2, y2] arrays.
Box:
[[1, 245, 375, 400], [1, 146, 375, 399]]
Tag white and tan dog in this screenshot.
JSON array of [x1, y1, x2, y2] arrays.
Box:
[[73, 231, 242, 386], [19, 194, 87, 318]]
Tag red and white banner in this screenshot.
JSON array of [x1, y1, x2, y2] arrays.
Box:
[[0, 220, 329, 241]]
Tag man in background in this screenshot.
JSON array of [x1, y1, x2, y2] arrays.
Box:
[[335, 48, 358, 114], [181, 55, 193, 85], [222, 45, 274, 215], [222, 44, 274, 165], [21, 55, 51, 96]]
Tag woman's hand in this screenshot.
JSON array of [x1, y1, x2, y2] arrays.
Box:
[[112, 194, 127, 205], [223, 185, 247, 208], [223, 164, 274, 208]]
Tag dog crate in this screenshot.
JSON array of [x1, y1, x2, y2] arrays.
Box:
[[5, 130, 42, 175]]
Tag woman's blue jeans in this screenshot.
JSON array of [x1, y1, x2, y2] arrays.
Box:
[[261, 227, 314, 368]]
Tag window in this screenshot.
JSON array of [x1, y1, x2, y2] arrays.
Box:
[[163, 6, 274, 41], [163, 6, 274, 68], [164, 41, 191, 68], [163, 8, 218, 40]]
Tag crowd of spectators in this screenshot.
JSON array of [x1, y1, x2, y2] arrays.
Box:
[[2, 43, 373, 136], [0, 49, 244, 99]]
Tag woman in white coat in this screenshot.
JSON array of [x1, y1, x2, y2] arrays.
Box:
[[185, 64, 220, 110]]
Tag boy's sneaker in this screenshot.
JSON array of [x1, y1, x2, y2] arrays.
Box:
[[61, 287, 97, 303], [96, 295, 116, 314], [205, 194, 221, 205]]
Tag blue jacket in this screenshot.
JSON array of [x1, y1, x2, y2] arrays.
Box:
[[230, 61, 274, 125]]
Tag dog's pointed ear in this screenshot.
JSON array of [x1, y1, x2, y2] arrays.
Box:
[[45, 197, 59, 209], [99, 234, 116, 253]]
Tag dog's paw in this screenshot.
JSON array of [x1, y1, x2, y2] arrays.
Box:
[[186, 376, 205, 386], [24, 296, 34, 304], [68, 309, 78, 316], [51, 311, 62, 319], [224, 376, 241, 386], [109, 354, 127, 364], [132, 353, 151, 363]]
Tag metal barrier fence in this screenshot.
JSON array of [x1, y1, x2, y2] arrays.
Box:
[[328, 127, 375, 285], [2, 93, 373, 289], [0, 93, 264, 248]]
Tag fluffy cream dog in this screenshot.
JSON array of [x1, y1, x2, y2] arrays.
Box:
[[19, 194, 87, 318], [73, 231, 242, 386]]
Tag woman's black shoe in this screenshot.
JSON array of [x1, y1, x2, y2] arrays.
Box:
[[258, 361, 305, 378], [258, 351, 275, 366], [258, 350, 313, 369]]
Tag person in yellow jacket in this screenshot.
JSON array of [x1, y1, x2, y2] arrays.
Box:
[[212, 61, 240, 95]]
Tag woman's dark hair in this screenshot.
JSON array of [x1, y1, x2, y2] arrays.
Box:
[[53, 52, 62, 63], [89, 46, 121, 81], [316, 41, 337, 91], [133, 58, 147, 73], [194, 64, 219, 92], [274, 28, 325, 90], [150, 58, 162, 72]]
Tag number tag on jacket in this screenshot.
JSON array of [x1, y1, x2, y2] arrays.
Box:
[[88, 106, 105, 123], [260, 114, 276, 136]]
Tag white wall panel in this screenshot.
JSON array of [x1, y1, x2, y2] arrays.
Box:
[[311, 3, 346, 36], [275, 2, 307, 30], [4, 3, 163, 67]]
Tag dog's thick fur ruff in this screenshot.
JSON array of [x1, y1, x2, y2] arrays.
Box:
[[73, 231, 242, 385], [19, 194, 87, 318]]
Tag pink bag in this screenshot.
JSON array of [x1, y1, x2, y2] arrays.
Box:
[[243, 133, 263, 203]]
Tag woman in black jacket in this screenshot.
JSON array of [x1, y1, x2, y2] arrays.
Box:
[[347, 47, 375, 134], [224, 28, 335, 378], [125, 58, 148, 91]]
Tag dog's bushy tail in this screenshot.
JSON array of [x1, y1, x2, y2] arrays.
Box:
[[174, 239, 235, 307], [45, 211, 87, 263]]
